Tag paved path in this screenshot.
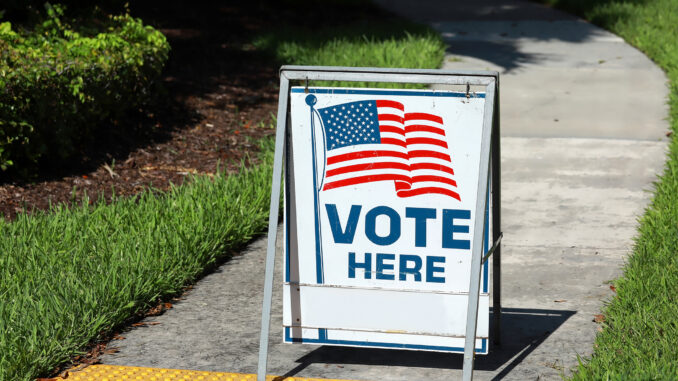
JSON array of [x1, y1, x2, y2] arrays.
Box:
[[101, 1, 669, 380]]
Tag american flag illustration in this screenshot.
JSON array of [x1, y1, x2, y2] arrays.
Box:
[[316, 99, 460, 200]]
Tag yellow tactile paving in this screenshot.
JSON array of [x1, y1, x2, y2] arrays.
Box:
[[53, 364, 356, 381]]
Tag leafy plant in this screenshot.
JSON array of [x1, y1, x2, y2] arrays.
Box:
[[0, 3, 170, 174]]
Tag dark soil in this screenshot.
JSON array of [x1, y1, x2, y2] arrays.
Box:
[[0, 1, 287, 220], [3, 1, 407, 377], [0, 0, 395, 221]]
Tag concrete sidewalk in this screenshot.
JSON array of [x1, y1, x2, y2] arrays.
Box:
[[101, 1, 669, 379]]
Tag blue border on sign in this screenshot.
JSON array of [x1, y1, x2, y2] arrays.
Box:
[[483, 178, 490, 293], [284, 327, 487, 354], [291, 88, 486, 98], [283, 87, 491, 352], [285, 209, 291, 283]]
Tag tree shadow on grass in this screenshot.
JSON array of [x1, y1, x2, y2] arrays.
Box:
[[2, 0, 442, 184], [3, 0, 646, 185]]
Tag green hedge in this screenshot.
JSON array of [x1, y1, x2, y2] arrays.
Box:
[[0, 4, 169, 172]]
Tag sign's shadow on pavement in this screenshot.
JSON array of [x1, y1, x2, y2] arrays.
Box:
[[280, 307, 574, 379]]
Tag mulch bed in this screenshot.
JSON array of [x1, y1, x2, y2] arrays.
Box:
[[3, 1, 405, 376], [0, 1, 286, 220], [0, 0, 394, 221]]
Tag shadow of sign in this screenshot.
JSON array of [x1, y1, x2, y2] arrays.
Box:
[[279, 307, 575, 379]]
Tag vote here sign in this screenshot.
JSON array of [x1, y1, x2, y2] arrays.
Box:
[[283, 87, 491, 354]]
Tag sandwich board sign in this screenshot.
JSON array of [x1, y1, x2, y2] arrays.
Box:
[[257, 66, 501, 381]]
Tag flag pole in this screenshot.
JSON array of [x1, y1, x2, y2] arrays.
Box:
[[306, 94, 325, 285]]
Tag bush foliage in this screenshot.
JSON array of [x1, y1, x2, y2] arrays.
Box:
[[0, 3, 169, 172]]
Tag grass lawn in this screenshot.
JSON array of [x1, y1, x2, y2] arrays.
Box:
[[543, 0, 678, 379], [253, 21, 444, 89], [0, 140, 275, 380], [0, 3, 445, 380]]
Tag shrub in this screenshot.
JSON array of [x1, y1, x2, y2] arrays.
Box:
[[0, 3, 170, 173]]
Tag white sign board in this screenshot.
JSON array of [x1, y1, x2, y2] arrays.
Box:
[[283, 87, 492, 354]]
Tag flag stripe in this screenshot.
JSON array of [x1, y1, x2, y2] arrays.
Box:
[[327, 150, 408, 165], [324, 174, 411, 190], [326, 162, 410, 177], [376, 100, 405, 110], [379, 126, 406, 135], [410, 163, 455, 175], [378, 114, 404, 123], [405, 125, 445, 136], [397, 187, 461, 201], [412, 175, 457, 187], [408, 150, 451, 161], [406, 137, 448, 148], [405, 112, 443, 124], [381, 138, 407, 147]]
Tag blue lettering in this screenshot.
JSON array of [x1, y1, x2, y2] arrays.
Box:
[[405, 207, 436, 247], [348, 253, 444, 283], [442, 209, 471, 250], [365, 206, 401, 246], [325, 204, 361, 244], [426, 256, 446, 283], [348, 252, 371, 279], [399, 254, 422, 281], [376, 253, 395, 280]]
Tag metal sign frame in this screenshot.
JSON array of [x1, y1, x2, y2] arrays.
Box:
[[257, 66, 501, 381]]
